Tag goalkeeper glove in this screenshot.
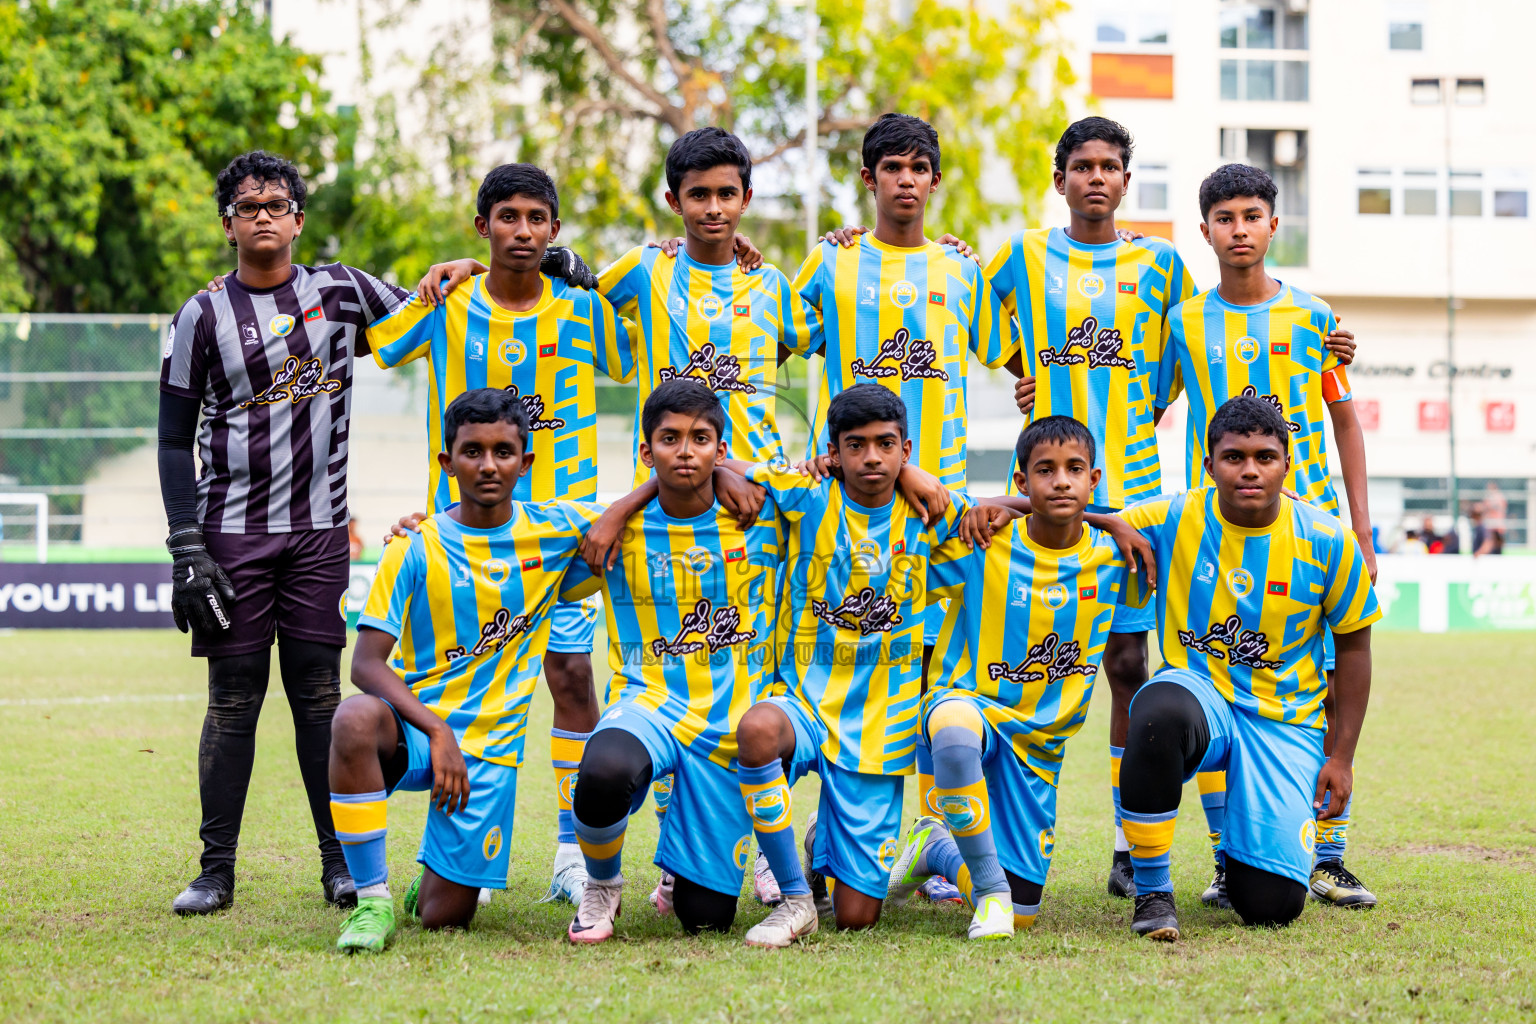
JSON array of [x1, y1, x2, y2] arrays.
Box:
[[540, 246, 599, 290], [166, 527, 237, 635]]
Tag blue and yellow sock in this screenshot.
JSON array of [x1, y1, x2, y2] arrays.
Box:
[[573, 812, 627, 884], [916, 740, 939, 820], [651, 775, 673, 826], [1315, 793, 1351, 862], [1110, 744, 1129, 853], [1196, 770, 1227, 868], [930, 701, 1008, 902], [551, 729, 588, 846], [739, 761, 810, 896], [1121, 808, 1178, 894], [331, 790, 389, 897]]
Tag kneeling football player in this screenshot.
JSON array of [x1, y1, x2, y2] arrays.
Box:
[[1115, 395, 1378, 940], [886, 416, 1150, 939], [326, 389, 642, 952]]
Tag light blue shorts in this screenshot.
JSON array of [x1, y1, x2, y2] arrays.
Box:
[[548, 594, 602, 653], [925, 601, 947, 647], [768, 696, 906, 900], [593, 700, 753, 898], [921, 691, 1058, 886], [384, 707, 518, 890], [1147, 667, 1328, 885], [1110, 600, 1156, 634]]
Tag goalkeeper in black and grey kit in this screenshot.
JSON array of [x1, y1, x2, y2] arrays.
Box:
[[159, 151, 608, 916], [157, 151, 414, 915]]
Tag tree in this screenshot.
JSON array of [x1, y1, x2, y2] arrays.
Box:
[[408, 0, 1073, 269], [0, 0, 337, 313]]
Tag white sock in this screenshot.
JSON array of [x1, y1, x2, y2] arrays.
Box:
[[358, 882, 390, 900], [1114, 825, 1130, 853]]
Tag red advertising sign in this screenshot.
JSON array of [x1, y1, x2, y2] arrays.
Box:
[[1418, 400, 1449, 432], [1357, 399, 1380, 432], [1485, 401, 1516, 433]]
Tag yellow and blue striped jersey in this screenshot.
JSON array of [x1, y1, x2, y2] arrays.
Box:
[[366, 273, 636, 510], [985, 228, 1195, 508], [791, 236, 1018, 487], [927, 519, 1136, 785], [563, 499, 781, 768], [358, 500, 604, 766], [747, 466, 972, 776], [1120, 488, 1380, 729], [1156, 283, 1352, 514], [598, 247, 816, 485]]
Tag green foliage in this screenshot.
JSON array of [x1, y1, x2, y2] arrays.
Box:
[[425, 0, 1074, 271], [0, 0, 334, 313]]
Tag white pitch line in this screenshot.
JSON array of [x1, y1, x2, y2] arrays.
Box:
[[0, 693, 207, 708]]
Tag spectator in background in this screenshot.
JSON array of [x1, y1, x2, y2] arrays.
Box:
[[1421, 517, 1443, 554], [1401, 529, 1428, 556], [1482, 482, 1508, 555], [348, 519, 364, 561]]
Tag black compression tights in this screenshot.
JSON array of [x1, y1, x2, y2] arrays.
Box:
[[198, 640, 343, 881], [1120, 680, 1308, 927]]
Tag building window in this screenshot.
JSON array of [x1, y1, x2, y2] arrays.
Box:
[[1357, 188, 1391, 215], [1450, 189, 1483, 217], [1220, 2, 1307, 50], [1455, 78, 1485, 105], [1132, 162, 1170, 213], [1220, 127, 1307, 265], [1388, 1, 1425, 50], [1404, 188, 1438, 216], [1095, 0, 1173, 47], [1410, 77, 1441, 104], [1494, 190, 1529, 218], [1221, 59, 1308, 101]]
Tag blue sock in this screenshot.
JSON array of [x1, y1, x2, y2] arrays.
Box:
[[1197, 771, 1227, 868], [551, 728, 588, 846], [738, 761, 810, 897], [916, 740, 938, 819], [1315, 793, 1351, 862], [574, 812, 627, 884], [921, 827, 965, 883], [1111, 744, 1129, 852], [931, 722, 1008, 899], [330, 790, 388, 892], [1122, 808, 1178, 894]]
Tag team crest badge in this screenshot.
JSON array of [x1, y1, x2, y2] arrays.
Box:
[[579, 596, 601, 623], [877, 838, 901, 871], [746, 786, 791, 828], [733, 835, 753, 871], [851, 538, 883, 572], [269, 314, 295, 337], [683, 546, 713, 576], [559, 772, 579, 806], [889, 280, 919, 308], [1226, 568, 1254, 599], [1234, 337, 1260, 364], [483, 826, 503, 860], [163, 324, 176, 358], [1299, 819, 1317, 856], [1077, 273, 1105, 299], [1039, 827, 1056, 857], [1040, 583, 1070, 610], [498, 338, 526, 365], [936, 793, 984, 833], [482, 559, 511, 586], [338, 592, 348, 621], [695, 294, 725, 321]]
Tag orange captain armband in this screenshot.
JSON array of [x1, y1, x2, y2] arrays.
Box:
[[1321, 366, 1351, 404]]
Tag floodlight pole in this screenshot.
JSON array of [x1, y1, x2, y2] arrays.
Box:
[[1443, 80, 1459, 535]]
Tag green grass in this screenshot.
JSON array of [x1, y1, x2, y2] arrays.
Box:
[[0, 630, 1532, 1023]]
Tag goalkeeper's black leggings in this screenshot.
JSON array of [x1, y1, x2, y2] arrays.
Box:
[[197, 639, 343, 882]]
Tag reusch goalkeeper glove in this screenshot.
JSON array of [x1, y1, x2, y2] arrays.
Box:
[[166, 527, 237, 635], [540, 246, 599, 290]]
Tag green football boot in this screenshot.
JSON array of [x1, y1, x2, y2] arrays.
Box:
[[336, 896, 396, 954], [403, 873, 423, 921]]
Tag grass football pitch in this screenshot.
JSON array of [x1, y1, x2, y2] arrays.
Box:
[[0, 629, 1532, 1023]]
